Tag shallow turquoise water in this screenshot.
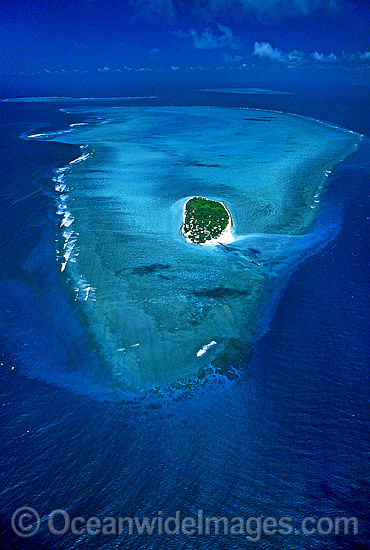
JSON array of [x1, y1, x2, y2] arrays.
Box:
[[30, 106, 361, 391]]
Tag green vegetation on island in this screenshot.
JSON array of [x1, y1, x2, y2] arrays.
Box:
[[182, 196, 231, 244]]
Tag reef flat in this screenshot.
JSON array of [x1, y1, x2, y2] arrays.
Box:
[[37, 106, 361, 391]]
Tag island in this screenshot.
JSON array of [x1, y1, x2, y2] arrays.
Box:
[[181, 196, 235, 245]]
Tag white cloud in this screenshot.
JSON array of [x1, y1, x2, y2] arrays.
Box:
[[311, 51, 337, 62], [253, 45, 370, 66], [217, 24, 242, 50], [253, 42, 341, 66], [287, 49, 305, 62], [186, 28, 219, 49], [175, 25, 241, 50], [253, 42, 285, 62]]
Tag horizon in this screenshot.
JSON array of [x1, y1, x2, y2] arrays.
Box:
[[1, 0, 369, 99]]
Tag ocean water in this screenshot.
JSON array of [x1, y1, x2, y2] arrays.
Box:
[[1, 93, 370, 549]]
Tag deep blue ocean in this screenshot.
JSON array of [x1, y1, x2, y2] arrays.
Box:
[[1, 85, 370, 549]]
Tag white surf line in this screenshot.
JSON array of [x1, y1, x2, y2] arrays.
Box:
[[238, 106, 365, 138], [69, 151, 93, 164], [73, 276, 97, 302], [54, 146, 93, 277], [197, 340, 217, 357], [116, 343, 140, 352], [3, 95, 158, 102]]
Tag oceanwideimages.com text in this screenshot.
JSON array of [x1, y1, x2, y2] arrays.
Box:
[[11, 507, 359, 542]]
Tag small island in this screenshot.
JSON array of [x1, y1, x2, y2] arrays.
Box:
[[182, 196, 234, 245]]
